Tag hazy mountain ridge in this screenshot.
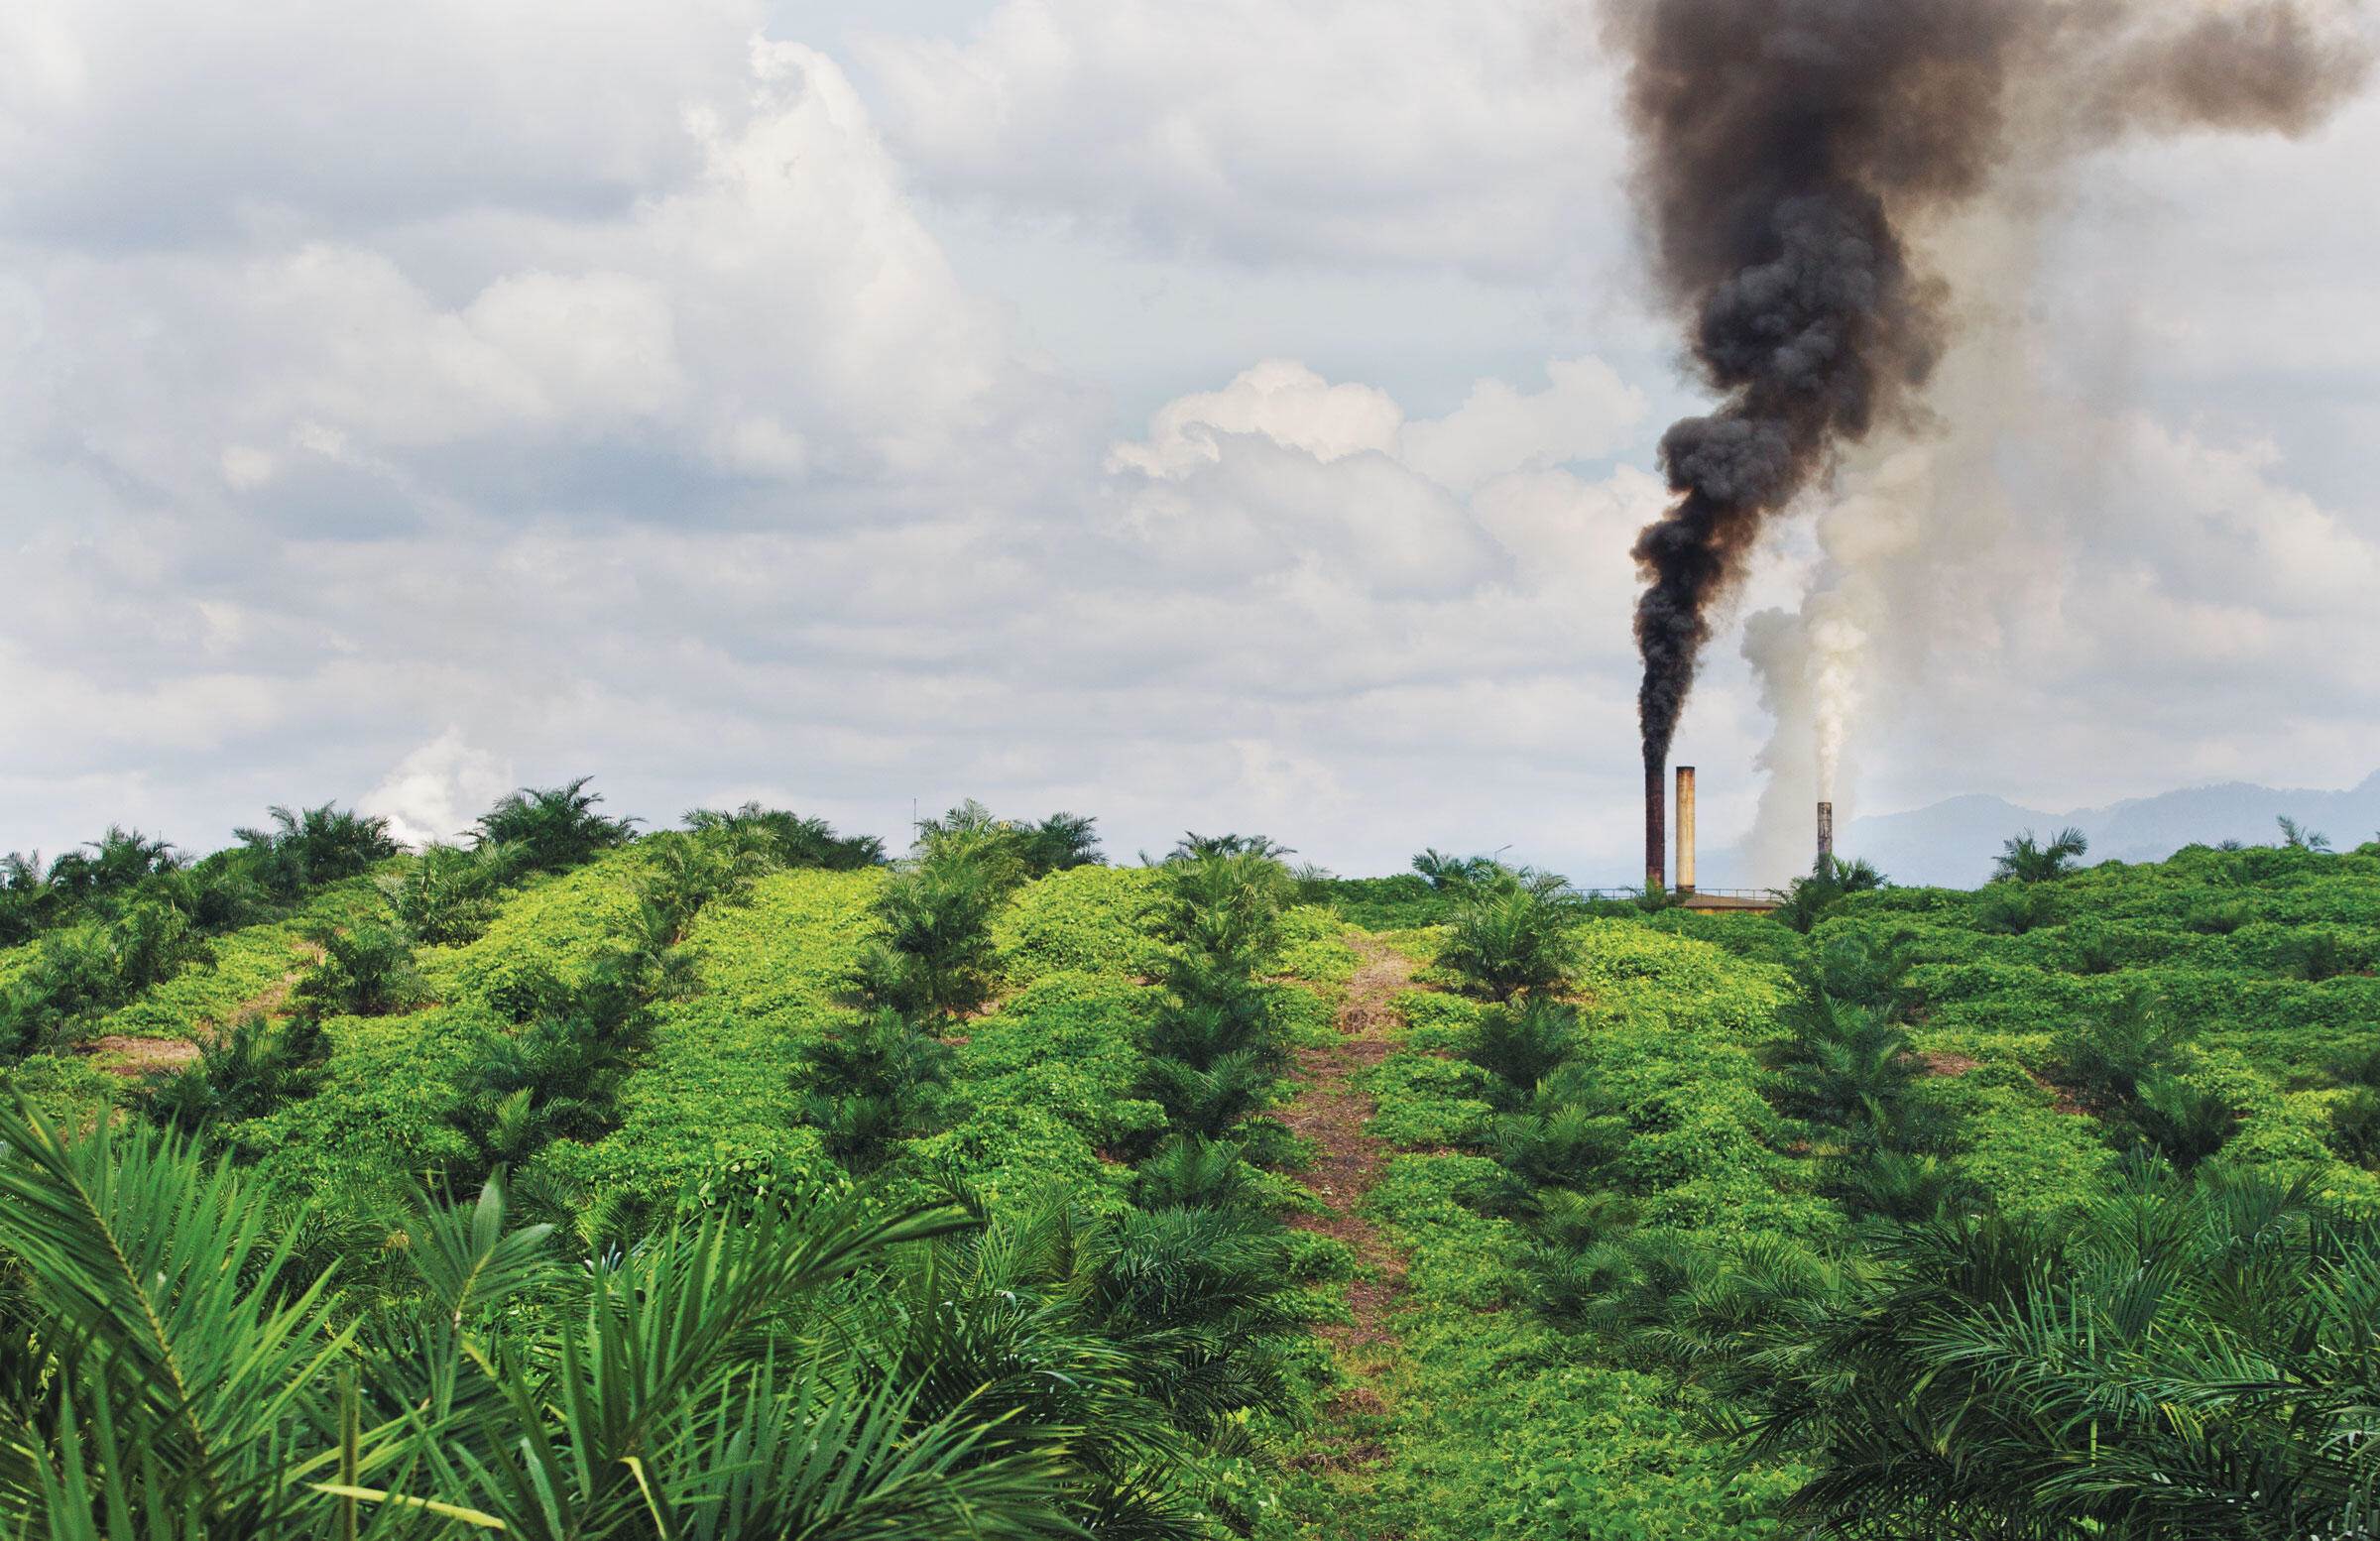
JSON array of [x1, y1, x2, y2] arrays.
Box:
[[1704, 770, 2380, 889]]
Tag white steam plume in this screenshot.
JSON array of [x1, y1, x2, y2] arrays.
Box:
[[1739, 190, 2049, 885]]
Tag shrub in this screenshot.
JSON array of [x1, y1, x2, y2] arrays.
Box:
[[2111, 1074, 2239, 1171], [1488, 1064, 1631, 1194], [1741, 1165, 2374, 1537], [291, 921, 422, 1018], [1972, 881, 2060, 935], [1133, 1134, 1265, 1210], [1993, 826, 2089, 883], [1161, 852, 1290, 975], [913, 800, 1102, 879], [1137, 1049, 1276, 1138], [794, 1008, 953, 1172], [147, 1015, 332, 1133], [473, 776, 638, 874], [2185, 898, 2256, 935], [1412, 849, 1502, 889], [1773, 855, 1887, 934], [1824, 1147, 1985, 1224], [2051, 991, 2187, 1109], [232, 803, 397, 899], [450, 968, 652, 1176], [379, 842, 505, 944], [853, 848, 1013, 1018], [1075, 1205, 1305, 1434], [1438, 867, 1587, 1001], [44, 826, 181, 904], [1464, 996, 1583, 1106], [0, 852, 59, 947], [683, 802, 885, 870], [1167, 831, 1294, 862], [2326, 1087, 2380, 1165]]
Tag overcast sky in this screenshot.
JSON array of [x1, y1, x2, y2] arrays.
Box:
[[3, 0, 2375, 885]]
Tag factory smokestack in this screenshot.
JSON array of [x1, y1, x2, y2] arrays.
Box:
[[1818, 801, 1835, 878], [1676, 766, 1697, 894], [1605, 0, 2369, 782], [1645, 763, 1666, 893]]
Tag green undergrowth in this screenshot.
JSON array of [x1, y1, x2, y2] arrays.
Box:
[[1300, 922, 1811, 1540], [18, 823, 2380, 1538], [1817, 842, 2380, 1212], [85, 876, 385, 1041]]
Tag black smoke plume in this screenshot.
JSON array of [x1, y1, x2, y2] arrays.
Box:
[[1606, 0, 2370, 780]]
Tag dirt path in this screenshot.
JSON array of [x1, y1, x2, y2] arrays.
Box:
[[1280, 934, 1416, 1359]]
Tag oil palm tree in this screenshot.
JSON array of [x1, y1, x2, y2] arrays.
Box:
[[234, 803, 398, 898], [1992, 826, 2090, 884], [1465, 996, 1584, 1107], [472, 778, 638, 875], [1437, 866, 1586, 1001], [0, 1098, 1086, 1539], [1745, 1162, 2380, 1539]]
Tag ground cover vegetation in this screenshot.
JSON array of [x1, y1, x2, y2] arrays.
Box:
[[4, 798, 2378, 1537]]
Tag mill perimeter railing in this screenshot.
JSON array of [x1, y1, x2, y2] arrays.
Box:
[[1568, 886, 1780, 901]]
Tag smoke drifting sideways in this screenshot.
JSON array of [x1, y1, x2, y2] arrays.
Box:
[[1606, 0, 2372, 783]]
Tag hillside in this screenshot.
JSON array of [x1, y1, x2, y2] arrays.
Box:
[[1708, 770, 2380, 888], [2, 798, 2378, 1537]]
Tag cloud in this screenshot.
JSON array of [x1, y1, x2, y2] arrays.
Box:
[[1399, 358, 1646, 495], [854, 0, 1625, 278], [0, 0, 761, 242], [359, 730, 517, 850], [2, 39, 1057, 533], [0, 0, 2373, 889]]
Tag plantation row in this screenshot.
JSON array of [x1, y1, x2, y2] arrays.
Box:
[[3, 787, 2378, 1536]]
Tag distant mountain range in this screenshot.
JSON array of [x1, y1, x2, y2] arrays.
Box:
[[1703, 770, 2380, 890]]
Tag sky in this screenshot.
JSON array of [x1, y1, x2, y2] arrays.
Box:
[[2, 0, 2376, 885]]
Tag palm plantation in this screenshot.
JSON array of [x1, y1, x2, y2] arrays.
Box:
[[3, 788, 2379, 1536]]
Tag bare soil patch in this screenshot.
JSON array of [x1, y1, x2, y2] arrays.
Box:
[[83, 1035, 203, 1077], [1278, 937, 1417, 1354]]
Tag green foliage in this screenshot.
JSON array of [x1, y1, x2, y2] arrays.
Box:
[[1134, 1134, 1266, 1210], [913, 799, 1103, 878], [2276, 813, 2333, 852], [1302, 873, 1448, 930], [25, 789, 2376, 1541], [993, 865, 1168, 985], [1740, 1164, 2380, 1539], [1763, 988, 1927, 1148], [2050, 990, 2187, 1109], [2111, 1073, 2240, 1171], [1971, 879, 2061, 934], [292, 920, 423, 1018], [2, 898, 216, 1054], [472, 775, 638, 873], [682, 801, 886, 870], [1463, 996, 1582, 1108], [1993, 825, 2090, 883], [1138, 1048, 1277, 1137], [2328, 1086, 2380, 1165], [0, 1099, 1090, 1539], [147, 1014, 332, 1134], [1411, 849, 1501, 889], [795, 1008, 952, 1173], [0, 850, 60, 947], [1166, 831, 1294, 862], [1487, 1070, 1630, 1193], [233, 803, 398, 900], [378, 843, 506, 945], [43, 825, 183, 904], [1436, 866, 1586, 1001], [854, 832, 1018, 1019], [1771, 855, 1886, 934]]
